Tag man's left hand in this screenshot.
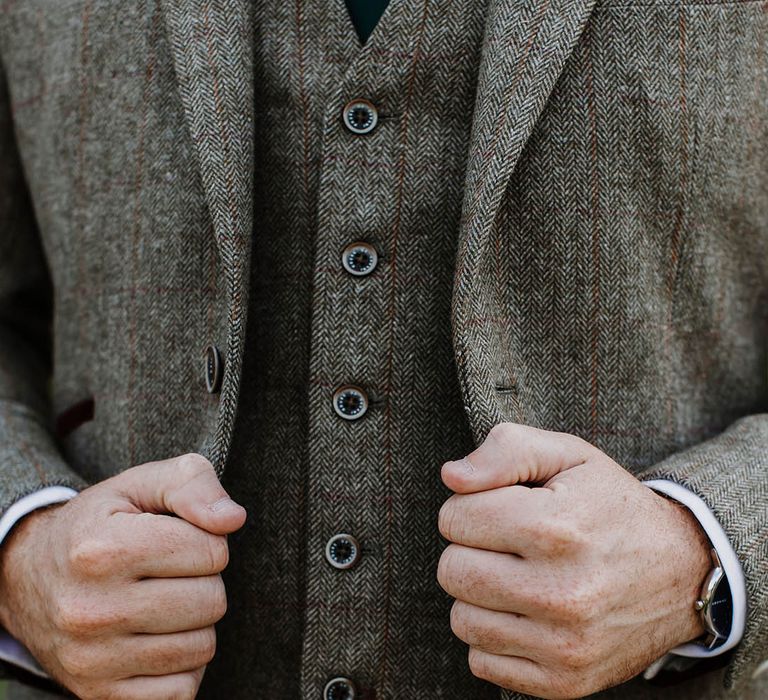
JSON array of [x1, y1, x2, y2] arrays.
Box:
[[437, 423, 712, 699]]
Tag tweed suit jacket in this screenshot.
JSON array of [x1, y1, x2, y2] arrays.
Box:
[[0, 0, 766, 698]]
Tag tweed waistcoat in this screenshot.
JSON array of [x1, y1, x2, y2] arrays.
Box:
[[0, 1, 767, 699], [194, 2, 764, 699], [201, 1, 495, 697]]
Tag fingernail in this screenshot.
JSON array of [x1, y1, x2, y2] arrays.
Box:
[[208, 497, 241, 513]]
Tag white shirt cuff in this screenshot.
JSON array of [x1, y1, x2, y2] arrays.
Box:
[[642, 479, 747, 679], [0, 486, 78, 542], [0, 486, 78, 678]]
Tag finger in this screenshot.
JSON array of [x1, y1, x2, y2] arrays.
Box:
[[69, 627, 217, 681], [111, 667, 205, 700], [110, 627, 217, 678], [467, 647, 557, 698], [450, 600, 556, 661], [124, 575, 227, 633], [437, 544, 550, 616], [113, 453, 247, 535], [107, 512, 230, 578], [441, 423, 594, 495], [438, 486, 556, 553]]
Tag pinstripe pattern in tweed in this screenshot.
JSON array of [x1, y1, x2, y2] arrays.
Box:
[[0, 1, 766, 698]]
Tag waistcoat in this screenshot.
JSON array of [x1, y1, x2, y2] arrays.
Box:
[[2, 1, 768, 699], [200, 1, 495, 698]]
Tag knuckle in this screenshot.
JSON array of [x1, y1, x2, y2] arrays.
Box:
[[174, 672, 202, 700], [69, 537, 115, 578], [437, 498, 461, 542], [449, 600, 468, 637], [176, 453, 214, 479], [533, 577, 595, 625], [560, 432, 597, 458], [545, 430, 598, 465], [556, 638, 590, 672], [156, 627, 216, 669], [199, 627, 218, 664], [217, 539, 231, 572], [436, 545, 462, 593], [54, 596, 111, 637], [205, 535, 230, 573], [552, 583, 595, 626], [536, 519, 587, 557], [208, 576, 228, 621], [467, 647, 491, 680], [450, 602, 507, 651], [487, 422, 521, 451]]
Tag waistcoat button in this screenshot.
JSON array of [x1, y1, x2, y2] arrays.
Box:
[[332, 385, 369, 420], [341, 242, 378, 276], [325, 533, 361, 570], [342, 99, 378, 135], [204, 345, 223, 394], [323, 677, 356, 700]]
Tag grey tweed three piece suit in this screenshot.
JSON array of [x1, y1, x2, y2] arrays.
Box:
[[0, 0, 766, 698]]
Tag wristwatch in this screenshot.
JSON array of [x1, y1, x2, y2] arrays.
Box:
[[694, 548, 733, 649]]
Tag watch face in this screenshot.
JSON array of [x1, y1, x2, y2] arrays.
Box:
[[709, 575, 733, 643]]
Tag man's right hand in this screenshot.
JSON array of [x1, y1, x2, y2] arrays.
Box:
[[0, 453, 246, 700]]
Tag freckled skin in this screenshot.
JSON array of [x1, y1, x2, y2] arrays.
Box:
[[437, 423, 711, 700], [0, 454, 246, 700]]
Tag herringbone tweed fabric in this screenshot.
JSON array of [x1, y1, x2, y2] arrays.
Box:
[[207, 0, 494, 697], [0, 1, 766, 699]]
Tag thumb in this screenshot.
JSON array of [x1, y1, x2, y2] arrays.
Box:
[[441, 423, 594, 494], [113, 453, 247, 535]]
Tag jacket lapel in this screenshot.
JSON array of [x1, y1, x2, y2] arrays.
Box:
[[453, 0, 598, 443], [159, 0, 254, 473]]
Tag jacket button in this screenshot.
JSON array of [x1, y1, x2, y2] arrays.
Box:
[[342, 98, 378, 135], [323, 677, 356, 700], [332, 385, 368, 420], [341, 242, 378, 276], [204, 345, 223, 394], [325, 533, 361, 570]]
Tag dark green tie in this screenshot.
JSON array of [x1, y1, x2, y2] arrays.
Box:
[[345, 0, 392, 44]]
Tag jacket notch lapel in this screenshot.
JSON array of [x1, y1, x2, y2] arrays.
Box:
[[453, 0, 598, 443], [159, 0, 254, 254], [159, 0, 254, 473]]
